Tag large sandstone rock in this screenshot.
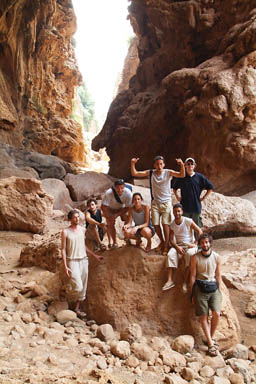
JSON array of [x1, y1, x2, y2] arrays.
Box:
[[0, 1, 85, 163], [202, 192, 256, 236], [93, 0, 256, 195], [0, 177, 53, 233], [64, 172, 115, 201], [41, 178, 73, 210]]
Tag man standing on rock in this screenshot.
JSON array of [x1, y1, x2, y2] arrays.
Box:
[[162, 203, 202, 292], [172, 157, 213, 228], [190, 233, 222, 356], [131, 156, 185, 256], [61, 210, 103, 318], [101, 179, 133, 248]]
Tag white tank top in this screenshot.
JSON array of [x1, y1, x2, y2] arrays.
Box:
[[196, 251, 219, 281], [66, 226, 87, 260], [151, 169, 172, 203], [170, 217, 194, 245]]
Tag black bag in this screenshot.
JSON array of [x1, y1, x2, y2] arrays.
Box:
[[111, 184, 132, 204], [196, 279, 218, 293]]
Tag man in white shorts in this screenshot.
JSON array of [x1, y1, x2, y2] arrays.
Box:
[[162, 203, 202, 292], [131, 156, 185, 256], [61, 210, 103, 318], [101, 179, 132, 248]]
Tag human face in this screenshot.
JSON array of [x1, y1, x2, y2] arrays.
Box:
[[185, 161, 195, 174], [70, 212, 80, 226], [199, 238, 211, 253], [115, 184, 125, 196], [154, 159, 165, 171], [173, 207, 183, 221], [133, 194, 142, 207], [89, 201, 97, 212]]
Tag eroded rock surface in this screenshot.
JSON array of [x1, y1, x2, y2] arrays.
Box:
[[93, 0, 256, 195]]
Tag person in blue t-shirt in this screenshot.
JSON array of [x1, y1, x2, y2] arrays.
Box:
[[171, 157, 214, 227]]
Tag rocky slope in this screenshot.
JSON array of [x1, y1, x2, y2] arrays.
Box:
[[93, 0, 256, 195], [0, 0, 84, 163]]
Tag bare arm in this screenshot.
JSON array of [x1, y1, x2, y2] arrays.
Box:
[[215, 257, 222, 292], [135, 205, 150, 230], [200, 189, 213, 202], [123, 207, 133, 230], [190, 222, 203, 245], [61, 230, 72, 277], [190, 254, 197, 295], [131, 158, 149, 178], [170, 158, 185, 178], [173, 188, 181, 202], [86, 245, 104, 261]]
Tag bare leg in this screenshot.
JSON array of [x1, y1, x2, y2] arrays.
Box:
[[141, 227, 152, 252], [154, 225, 164, 247], [162, 224, 170, 248], [166, 267, 174, 284], [90, 225, 102, 246], [106, 219, 117, 245], [200, 315, 213, 346], [210, 311, 220, 339]]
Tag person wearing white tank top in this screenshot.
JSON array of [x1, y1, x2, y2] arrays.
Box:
[[162, 203, 202, 292], [190, 234, 223, 357], [131, 156, 185, 256], [61, 210, 103, 318]]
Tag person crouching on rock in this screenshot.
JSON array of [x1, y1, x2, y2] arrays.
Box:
[[101, 179, 133, 249], [61, 209, 103, 319], [190, 233, 222, 357], [123, 192, 155, 252], [85, 198, 109, 251]]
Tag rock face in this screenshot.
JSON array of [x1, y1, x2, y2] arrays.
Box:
[[93, 0, 256, 195], [0, 177, 53, 233], [0, 0, 84, 163]]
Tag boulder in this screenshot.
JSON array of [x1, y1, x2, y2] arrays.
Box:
[[96, 324, 115, 343], [64, 172, 115, 201], [56, 310, 77, 324], [0, 166, 39, 180], [202, 192, 256, 236], [245, 295, 256, 318], [110, 340, 131, 359], [160, 350, 186, 370], [172, 335, 194, 354], [0, 177, 53, 233], [241, 191, 256, 208], [120, 323, 143, 343], [41, 178, 73, 210]]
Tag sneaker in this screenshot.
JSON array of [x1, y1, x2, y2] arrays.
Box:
[[162, 281, 175, 291]]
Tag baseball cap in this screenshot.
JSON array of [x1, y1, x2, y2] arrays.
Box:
[[185, 157, 196, 164]]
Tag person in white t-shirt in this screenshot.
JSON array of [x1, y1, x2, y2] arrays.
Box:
[[131, 156, 185, 256], [101, 179, 132, 249], [162, 203, 202, 292]]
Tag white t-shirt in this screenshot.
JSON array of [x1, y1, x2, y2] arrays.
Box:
[[151, 169, 172, 203], [170, 217, 194, 245], [102, 187, 132, 210]]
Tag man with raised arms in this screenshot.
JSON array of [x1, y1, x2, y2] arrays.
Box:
[[131, 156, 185, 256]]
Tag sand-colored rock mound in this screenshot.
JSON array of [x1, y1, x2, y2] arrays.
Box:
[[0, 177, 53, 233]]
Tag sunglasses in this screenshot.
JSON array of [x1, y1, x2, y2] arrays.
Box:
[[185, 162, 194, 166]]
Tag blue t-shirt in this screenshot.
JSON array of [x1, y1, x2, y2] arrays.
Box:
[[171, 172, 214, 214]]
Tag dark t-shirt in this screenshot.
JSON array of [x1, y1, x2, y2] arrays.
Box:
[[171, 172, 214, 214], [86, 208, 104, 240]]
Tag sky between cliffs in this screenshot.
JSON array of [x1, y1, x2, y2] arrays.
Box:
[[72, 0, 134, 128]]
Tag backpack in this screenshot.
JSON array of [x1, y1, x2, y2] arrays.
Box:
[[149, 169, 154, 201], [111, 184, 133, 204]]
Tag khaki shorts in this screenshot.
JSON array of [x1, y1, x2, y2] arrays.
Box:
[[151, 200, 172, 225], [194, 285, 222, 316], [167, 245, 198, 269]]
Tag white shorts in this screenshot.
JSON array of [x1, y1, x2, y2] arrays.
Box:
[[166, 246, 198, 269]]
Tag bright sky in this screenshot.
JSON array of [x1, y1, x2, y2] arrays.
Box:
[[72, 0, 134, 127]]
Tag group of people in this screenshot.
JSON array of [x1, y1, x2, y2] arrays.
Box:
[[61, 155, 223, 357]]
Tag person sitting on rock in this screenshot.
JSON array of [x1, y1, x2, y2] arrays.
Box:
[[123, 192, 155, 252], [172, 157, 214, 229], [85, 198, 108, 251], [101, 179, 132, 249], [190, 233, 222, 357], [131, 156, 185, 256], [61, 210, 103, 318], [162, 203, 202, 292]]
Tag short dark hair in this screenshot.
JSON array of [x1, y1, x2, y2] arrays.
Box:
[[198, 233, 213, 246], [67, 209, 79, 220], [87, 198, 97, 207], [132, 192, 143, 202], [173, 203, 183, 210], [153, 155, 164, 163], [114, 179, 125, 186]]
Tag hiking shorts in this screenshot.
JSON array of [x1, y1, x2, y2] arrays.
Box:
[[167, 245, 198, 268], [151, 200, 172, 226], [183, 212, 203, 228], [194, 285, 222, 316]]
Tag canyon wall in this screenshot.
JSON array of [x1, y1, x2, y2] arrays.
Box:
[[93, 0, 256, 195], [0, 0, 84, 164]]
